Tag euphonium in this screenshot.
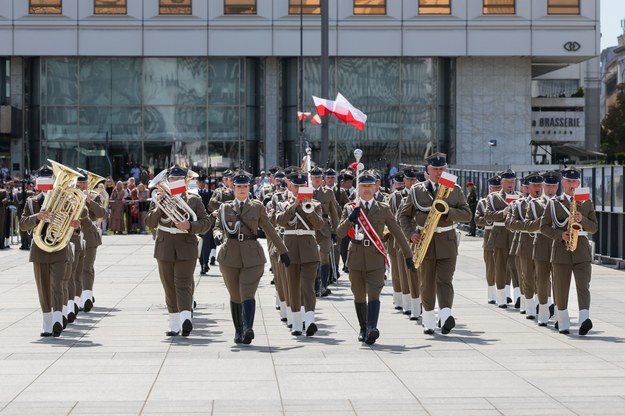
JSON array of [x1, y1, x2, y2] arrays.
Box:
[[148, 169, 198, 231], [33, 160, 87, 253], [566, 198, 582, 252], [302, 200, 315, 213], [412, 182, 452, 269]]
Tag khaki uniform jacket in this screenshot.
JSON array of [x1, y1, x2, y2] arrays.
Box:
[[505, 197, 534, 258], [208, 186, 235, 212], [525, 195, 554, 262], [214, 199, 287, 268], [399, 181, 472, 260], [275, 199, 324, 264], [313, 186, 340, 237], [19, 193, 72, 264], [337, 200, 412, 271], [539, 194, 598, 264], [386, 188, 408, 253], [474, 197, 492, 249], [145, 193, 211, 262], [266, 191, 288, 256], [82, 193, 107, 249], [484, 190, 521, 250]]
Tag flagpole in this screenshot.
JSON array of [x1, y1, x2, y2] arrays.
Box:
[[299, 0, 305, 166], [320, 0, 329, 168]]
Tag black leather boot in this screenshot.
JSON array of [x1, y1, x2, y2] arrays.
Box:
[[242, 299, 256, 345], [365, 300, 381, 345], [319, 265, 331, 297], [354, 302, 367, 342], [230, 302, 244, 343]]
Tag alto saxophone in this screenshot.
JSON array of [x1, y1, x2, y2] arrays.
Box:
[[566, 198, 582, 252], [412, 183, 453, 268]]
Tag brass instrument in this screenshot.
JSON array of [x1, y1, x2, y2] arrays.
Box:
[[412, 182, 453, 268], [301, 199, 315, 214], [566, 198, 581, 252], [82, 169, 108, 228], [149, 169, 198, 231], [33, 160, 87, 253]]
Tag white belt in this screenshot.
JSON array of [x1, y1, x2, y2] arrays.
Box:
[[578, 231, 589, 237], [484, 225, 493, 230], [493, 222, 505, 227], [157, 224, 187, 235], [417, 225, 455, 234], [282, 229, 315, 236]]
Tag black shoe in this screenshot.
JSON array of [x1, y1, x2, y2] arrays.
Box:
[[554, 321, 559, 330], [579, 318, 593, 336], [342, 266, 349, 273], [67, 312, 76, 324], [394, 305, 403, 311], [234, 330, 244, 344], [520, 310, 526, 315], [403, 310, 411, 316], [306, 323, 318, 337], [423, 329, 435, 335], [559, 329, 570, 335], [488, 300, 497, 305], [83, 299, 93, 313], [507, 297, 513, 304], [409, 315, 419, 321], [466, 233, 476, 237], [53, 322, 63, 337], [291, 329, 302, 336], [498, 304, 508, 309], [270, 279, 275, 285], [40, 332, 53, 337], [62, 316, 67, 329], [364, 328, 379, 345], [441, 316, 455, 335], [181, 319, 193, 336], [74, 303, 79, 316], [200, 268, 207, 276], [526, 315, 535, 320], [242, 328, 254, 344], [538, 322, 547, 327], [210, 257, 216, 266], [165, 330, 179, 336], [514, 297, 521, 309], [358, 327, 366, 342], [321, 288, 331, 297], [280, 317, 287, 323], [193, 300, 197, 309], [549, 304, 555, 319]]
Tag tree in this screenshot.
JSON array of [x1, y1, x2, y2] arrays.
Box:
[[601, 84, 625, 164]]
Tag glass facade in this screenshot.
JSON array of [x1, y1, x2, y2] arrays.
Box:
[[32, 57, 261, 180]]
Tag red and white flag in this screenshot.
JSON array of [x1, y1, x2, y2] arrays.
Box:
[[505, 194, 520, 204], [168, 180, 186, 195], [312, 96, 335, 117], [36, 177, 54, 191], [309, 114, 321, 125], [438, 172, 457, 189], [575, 187, 590, 201], [335, 93, 367, 131], [297, 186, 314, 201], [297, 111, 311, 121]]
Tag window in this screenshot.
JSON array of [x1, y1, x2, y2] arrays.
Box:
[[289, 0, 321, 15], [548, 0, 580, 15], [1, 59, 10, 105], [160, 0, 192, 15], [29, 0, 62, 14], [94, 0, 127, 15], [418, 0, 451, 15], [483, 0, 515, 15], [354, 0, 386, 15], [224, 0, 256, 15]]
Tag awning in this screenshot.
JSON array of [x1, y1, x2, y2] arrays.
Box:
[[551, 144, 606, 159]]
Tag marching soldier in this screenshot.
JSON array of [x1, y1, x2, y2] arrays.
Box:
[[484, 169, 522, 308], [213, 171, 290, 344], [197, 174, 213, 275], [323, 168, 344, 282], [474, 175, 502, 304], [385, 172, 406, 311], [145, 165, 210, 337], [525, 171, 560, 326], [267, 174, 290, 323], [337, 170, 415, 344], [275, 172, 324, 336], [17, 180, 33, 250], [399, 153, 472, 335], [76, 171, 107, 313], [539, 167, 597, 335], [20, 165, 77, 337]]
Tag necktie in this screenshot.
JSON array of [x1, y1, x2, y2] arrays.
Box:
[[240, 201, 244, 211]]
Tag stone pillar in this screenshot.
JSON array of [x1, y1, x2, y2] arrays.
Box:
[[264, 57, 280, 169], [584, 57, 601, 152], [10, 57, 23, 178]]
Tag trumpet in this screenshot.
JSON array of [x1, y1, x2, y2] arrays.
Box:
[[149, 169, 198, 231]]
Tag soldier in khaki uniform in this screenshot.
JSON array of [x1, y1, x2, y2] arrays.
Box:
[[474, 176, 502, 304], [539, 168, 597, 335], [323, 168, 343, 282], [145, 166, 211, 337], [213, 172, 290, 344], [525, 171, 560, 325], [309, 166, 340, 297], [276, 173, 325, 337], [484, 169, 522, 308], [20, 166, 77, 337], [507, 177, 529, 313], [384, 172, 406, 311], [399, 153, 472, 335], [266, 175, 290, 323], [338, 171, 414, 344]]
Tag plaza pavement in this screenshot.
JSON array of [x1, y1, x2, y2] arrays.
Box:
[[0, 234, 624, 416]]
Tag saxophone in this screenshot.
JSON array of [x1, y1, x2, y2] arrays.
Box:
[[412, 182, 453, 268], [565, 198, 582, 252], [33, 160, 87, 253]]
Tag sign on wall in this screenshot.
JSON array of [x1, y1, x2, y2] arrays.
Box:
[[531, 111, 585, 142]]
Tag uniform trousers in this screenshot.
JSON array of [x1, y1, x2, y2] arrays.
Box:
[[388, 242, 402, 293], [82, 246, 97, 291], [484, 248, 495, 286], [552, 261, 591, 310], [520, 256, 536, 298], [269, 255, 286, 302], [220, 264, 265, 303], [534, 260, 553, 305], [419, 257, 456, 312], [157, 259, 195, 313], [515, 255, 524, 296], [406, 244, 420, 299], [394, 249, 411, 295], [33, 262, 66, 312], [349, 268, 385, 303], [494, 247, 513, 290], [318, 233, 331, 265], [199, 228, 213, 266], [285, 262, 318, 312]]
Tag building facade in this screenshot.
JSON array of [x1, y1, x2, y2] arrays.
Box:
[[0, 0, 600, 179]]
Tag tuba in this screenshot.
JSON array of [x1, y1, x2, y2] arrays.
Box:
[[33, 160, 87, 253], [412, 181, 453, 269], [148, 169, 198, 232], [566, 198, 581, 252]]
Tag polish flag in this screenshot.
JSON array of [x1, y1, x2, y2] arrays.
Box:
[[335, 93, 367, 131], [36, 177, 54, 191], [505, 194, 520, 204], [309, 114, 321, 125], [297, 111, 311, 121], [313, 96, 335, 117], [168, 180, 186, 195], [297, 186, 314, 201], [575, 187, 590, 201], [438, 172, 457, 189]]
